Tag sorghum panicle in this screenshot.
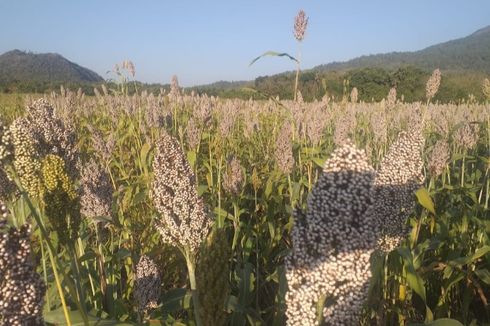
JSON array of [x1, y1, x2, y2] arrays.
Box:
[[41, 154, 80, 245], [293, 10, 308, 42], [222, 156, 244, 196], [428, 139, 450, 177], [185, 117, 202, 150], [372, 125, 425, 252], [426, 68, 441, 100], [286, 142, 376, 325], [151, 131, 212, 252], [80, 159, 113, 219], [454, 122, 480, 150], [387, 87, 397, 108], [134, 255, 161, 315], [350, 87, 359, 103], [0, 215, 46, 326], [482, 78, 490, 100], [274, 122, 295, 174]]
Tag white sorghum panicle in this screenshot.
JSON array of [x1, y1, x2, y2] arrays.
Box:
[[217, 100, 239, 139], [134, 255, 161, 314], [222, 156, 244, 196], [293, 10, 308, 42], [428, 140, 450, 177], [453, 122, 480, 150], [0, 118, 14, 200], [89, 127, 115, 162], [274, 122, 295, 175], [302, 101, 330, 146], [27, 99, 79, 178], [6, 99, 80, 198], [285, 142, 376, 325], [122, 60, 136, 77], [371, 110, 388, 145], [80, 159, 113, 219], [0, 216, 46, 326], [169, 75, 181, 98], [426, 68, 441, 101], [350, 87, 359, 103], [185, 117, 202, 150], [373, 125, 425, 252], [151, 131, 212, 252], [308, 142, 377, 255], [333, 112, 355, 147], [482, 78, 490, 100], [387, 87, 397, 108]]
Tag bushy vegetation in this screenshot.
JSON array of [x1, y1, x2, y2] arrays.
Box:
[[253, 66, 490, 103], [0, 73, 488, 325]]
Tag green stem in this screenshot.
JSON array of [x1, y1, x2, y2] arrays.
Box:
[[16, 183, 89, 325], [69, 243, 89, 319], [287, 174, 295, 207], [40, 236, 51, 310], [461, 153, 466, 187], [217, 156, 223, 227], [46, 240, 72, 326], [232, 201, 239, 251], [184, 248, 203, 326], [77, 237, 97, 309], [293, 44, 302, 101]]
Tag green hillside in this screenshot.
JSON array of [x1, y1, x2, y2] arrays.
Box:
[[313, 25, 490, 73], [0, 50, 103, 92]]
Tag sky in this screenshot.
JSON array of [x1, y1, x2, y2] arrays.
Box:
[[1, 1, 489, 86]]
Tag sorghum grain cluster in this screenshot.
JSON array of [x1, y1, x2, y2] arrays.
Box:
[[80, 159, 113, 219], [0, 216, 45, 325], [286, 125, 425, 324], [151, 131, 212, 252], [286, 143, 376, 325], [134, 255, 161, 314], [222, 156, 244, 196], [428, 140, 450, 177], [275, 122, 295, 175], [372, 125, 425, 252]]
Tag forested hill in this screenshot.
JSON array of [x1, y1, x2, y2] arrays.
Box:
[[313, 25, 490, 73], [0, 50, 103, 84]]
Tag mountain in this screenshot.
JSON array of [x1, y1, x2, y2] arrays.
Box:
[[312, 25, 490, 73], [0, 50, 103, 83]]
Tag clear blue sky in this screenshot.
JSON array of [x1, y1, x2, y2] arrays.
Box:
[[1, 0, 489, 86]]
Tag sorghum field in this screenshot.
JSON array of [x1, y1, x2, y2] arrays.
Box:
[[0, 71, 489, 326]]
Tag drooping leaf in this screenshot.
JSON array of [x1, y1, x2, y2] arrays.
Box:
[[44, 309, 134, 325], [408, 318, 464, 326], [416, 187, 436, 214], [249, 51, 298, 66]]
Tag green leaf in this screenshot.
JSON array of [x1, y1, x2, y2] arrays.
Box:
[[249, 51, 298, 66], [187, 150, 197, 168], [416, 187, 436, 214], [140, 143, 151, 169], [470, 245, 490, 262], [475, 269, 490, 285], [397, 248, 427, 302], [161, 288, 191, 314], [44, 309, 133, 325], [312, 157, 326, 168], [408, 318, 464, 326], [115, 248, 131, 260]]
